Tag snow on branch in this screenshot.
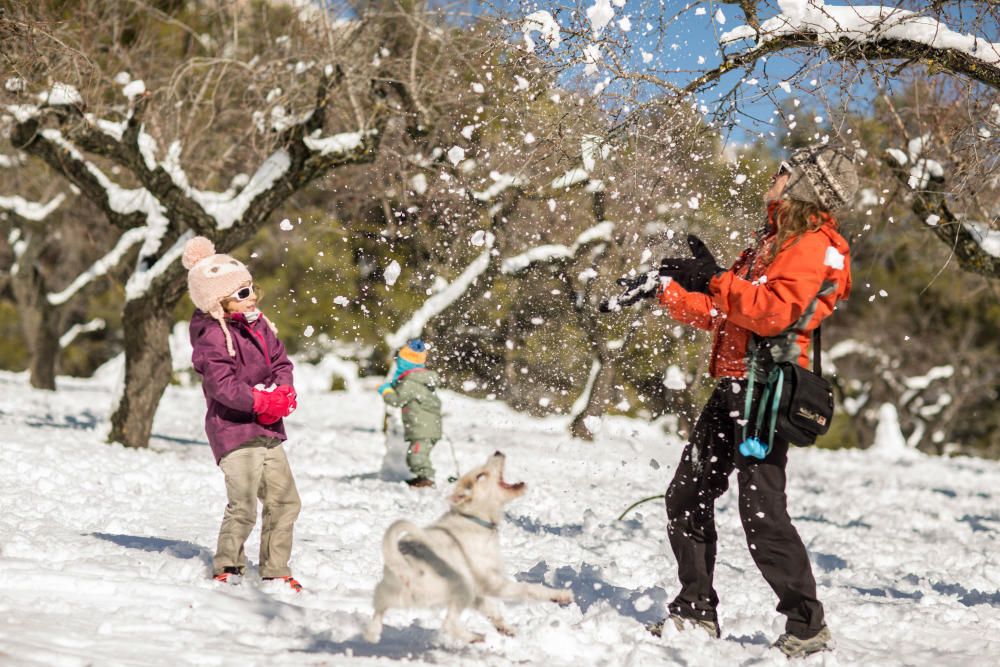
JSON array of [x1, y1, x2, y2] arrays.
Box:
[[963, 222, 1000, 260], [59, 318, 106, 348], [883, 145, 1000, 277], [501, 221, 614, 275], [551, 134, 610, 192], [183, 150, 292, 231], [473, 172, 525, 202], [0, 152, 26, 169], [48, 227, 148, 306], [386, 234, 496, 349], [10, 75, 382, 303], [569, 356, 602, 423], [719, 1, 1000, 88], [0, 192, 66, 221]]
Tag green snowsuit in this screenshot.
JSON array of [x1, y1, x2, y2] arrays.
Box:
[[381, 368, 442, 478]]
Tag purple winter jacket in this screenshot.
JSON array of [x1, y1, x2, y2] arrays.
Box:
[[189, 310, 294, 464]]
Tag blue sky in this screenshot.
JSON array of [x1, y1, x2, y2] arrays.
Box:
[[498, 1, 997, 148]]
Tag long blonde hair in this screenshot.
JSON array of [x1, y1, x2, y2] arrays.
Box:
[[766, 199, 836, 262]]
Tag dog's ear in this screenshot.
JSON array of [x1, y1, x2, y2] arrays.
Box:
[[450, 480, 473, 506], [449, 488, 471, 506]]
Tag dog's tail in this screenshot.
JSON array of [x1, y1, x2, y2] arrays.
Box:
[[381, 520, 427, 573]]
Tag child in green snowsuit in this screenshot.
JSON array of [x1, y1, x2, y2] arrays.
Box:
[[378, 339, 442, 487]]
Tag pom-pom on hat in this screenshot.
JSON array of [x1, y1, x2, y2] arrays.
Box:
[[398, 339, 428, 365], [183, 236, 253, 357]]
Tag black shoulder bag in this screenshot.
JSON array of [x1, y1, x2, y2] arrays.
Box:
[[739, 328, 834, 459]]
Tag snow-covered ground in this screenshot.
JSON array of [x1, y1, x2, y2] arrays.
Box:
[[1, 367, 998, 666]]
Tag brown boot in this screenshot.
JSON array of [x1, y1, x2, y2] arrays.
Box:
[[647, 614, 720, 639], [406, 477, 435, 488]]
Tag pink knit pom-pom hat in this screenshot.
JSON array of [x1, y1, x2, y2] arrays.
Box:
[[182, 236, 253, 357]]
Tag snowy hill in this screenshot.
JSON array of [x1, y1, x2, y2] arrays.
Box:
[[1, 368, 998, 666]]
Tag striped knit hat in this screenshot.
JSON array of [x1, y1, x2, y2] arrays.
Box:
[[784, 144, 859, 211], [398, 339, 428, 365]]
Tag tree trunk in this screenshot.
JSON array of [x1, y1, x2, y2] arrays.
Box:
[[108, 294, 174, 448], [10, 245, 60, 390], [28, 313, 60, 390], [569, 351, 617, 440]]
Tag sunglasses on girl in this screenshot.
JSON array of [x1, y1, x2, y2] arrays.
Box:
[[773, 160, 793, 180], [228, 284, 255, 302]]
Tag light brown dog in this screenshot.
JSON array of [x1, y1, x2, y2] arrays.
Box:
[[365, 451, 572, 643]]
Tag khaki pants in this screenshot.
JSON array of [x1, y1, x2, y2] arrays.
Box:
[[213, 437, 301, 578]]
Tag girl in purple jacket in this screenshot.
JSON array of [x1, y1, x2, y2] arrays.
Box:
[[183, 236, 303, 592]]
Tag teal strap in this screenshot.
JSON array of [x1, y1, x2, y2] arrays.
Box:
[[751, 367, 783, 458], [767, 369, 783, 452], [742, 360, 757, 442]]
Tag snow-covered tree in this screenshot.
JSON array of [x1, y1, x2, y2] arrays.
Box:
[[2, 2, 396, 447], [495, 0, 1000, 271]]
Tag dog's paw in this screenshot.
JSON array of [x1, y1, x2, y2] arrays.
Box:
[[550, 589, 573, 606], [495, 624, 516, 637]]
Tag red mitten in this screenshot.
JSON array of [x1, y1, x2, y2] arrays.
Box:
[[252, 387, 290, 425], [276, 385, 297, 416]]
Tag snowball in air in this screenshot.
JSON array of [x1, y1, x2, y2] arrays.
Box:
[[447, 146, 466, 166], [663, 365, 686, 390], [384, 260, 401, 286]]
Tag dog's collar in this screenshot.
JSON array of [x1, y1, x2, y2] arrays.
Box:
[[456, 511, 497, 531]]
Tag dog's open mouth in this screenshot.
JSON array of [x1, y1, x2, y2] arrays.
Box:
[[499, 479, 525, 491]]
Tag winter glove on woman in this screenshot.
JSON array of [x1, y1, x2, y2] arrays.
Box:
[[377, 382, 395, 395], [599, 270, 663, 312], [658, 235, 724, 294]]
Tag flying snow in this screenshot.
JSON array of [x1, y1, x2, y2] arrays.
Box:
[[586, 0, 615, 37], [383, 260, 401, 286], [447, 146, 466, 166], [663, 365, 687, 390]]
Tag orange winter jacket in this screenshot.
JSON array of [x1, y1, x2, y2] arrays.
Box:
[[658, 216, 851, 379]]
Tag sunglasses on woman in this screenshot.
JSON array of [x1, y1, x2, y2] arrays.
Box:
[[228, 284, 255, 302], [773, 160, 793, 181]]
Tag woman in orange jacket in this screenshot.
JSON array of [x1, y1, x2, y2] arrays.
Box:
[[650, 145, 858, 658]]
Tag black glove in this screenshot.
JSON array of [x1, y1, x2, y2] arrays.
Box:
[[658, 234, 723, 294], [599, 269, 661, 312]]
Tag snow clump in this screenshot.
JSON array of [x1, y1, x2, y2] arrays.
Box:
[[447, 146, 466, 166], [582, 414, 603, 434], [384, 260, 401, 286], [522, 11, 562, 52]]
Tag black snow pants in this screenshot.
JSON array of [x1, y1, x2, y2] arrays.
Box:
[[665, 379, 825, 639]]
